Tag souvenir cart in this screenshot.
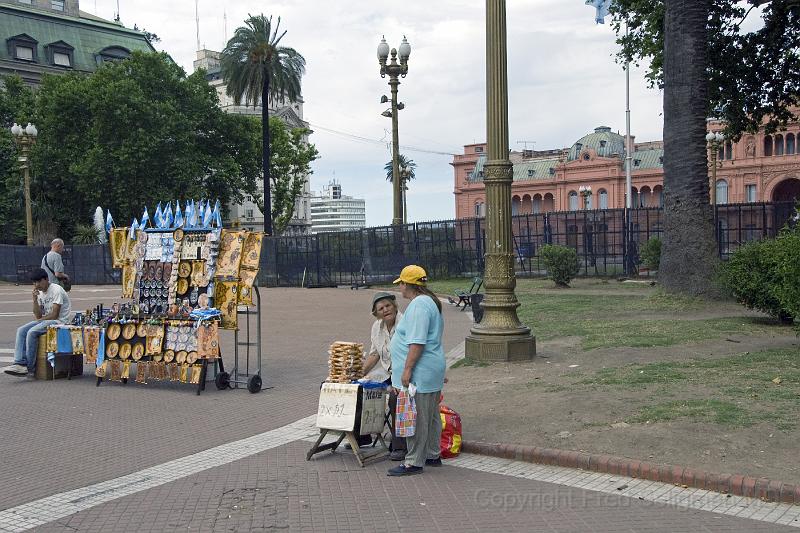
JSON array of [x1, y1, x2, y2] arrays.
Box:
[[95, 200, 265, 394]]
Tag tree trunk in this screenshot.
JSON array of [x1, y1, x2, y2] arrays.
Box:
[[262, 78, 273, 235], [659, 0, 719, 296]]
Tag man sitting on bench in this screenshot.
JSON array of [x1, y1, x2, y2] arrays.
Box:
[[4, 268, 71, 377]]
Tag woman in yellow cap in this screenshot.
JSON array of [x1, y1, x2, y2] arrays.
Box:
[[387, 265, 445, 476]]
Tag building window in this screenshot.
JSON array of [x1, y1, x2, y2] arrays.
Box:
[[716, 179, 729, 204], [787, 133, 796, 155], [96, 46, 131, 64], [7, 34, 38, 63], [475, 146, 483, 153], [474, 202, 481, 217], [15, 45, 33, 61], [724, 141, 733, 160], [568, 191, 578, 211], [745, 184, 757, 203], [527, 169, 535, 177], [45, 41, 74, 68], [245, 209, 254, 219], [18, 0, 32, 4], [51, 0, 65, 10], [549, 167, 555, 176], [598, 189, 608, 209], [775, 134, 784, 156], [764, 136, 773, 156]]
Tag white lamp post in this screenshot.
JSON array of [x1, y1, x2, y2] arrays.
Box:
[[10, 122, 38, 245]]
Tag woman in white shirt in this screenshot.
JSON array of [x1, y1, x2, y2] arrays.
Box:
[[363, 292, 406, 460]]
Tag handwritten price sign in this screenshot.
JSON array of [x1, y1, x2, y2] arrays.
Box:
[[316, 383, 360, 431]]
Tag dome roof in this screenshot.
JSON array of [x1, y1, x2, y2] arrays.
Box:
[[567, 126, 625, 161]]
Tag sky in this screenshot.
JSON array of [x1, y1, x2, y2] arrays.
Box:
[[85, 1, 752, 226]]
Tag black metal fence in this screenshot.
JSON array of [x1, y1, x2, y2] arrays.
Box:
[[1, 202, 795, 287]]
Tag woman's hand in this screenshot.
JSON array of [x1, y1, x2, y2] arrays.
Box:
[[401, 368, 412, 388]]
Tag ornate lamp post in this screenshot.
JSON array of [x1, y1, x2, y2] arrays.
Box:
[[10, 122, 37, 246], [465, 0, 535, 362], [705, 131, 724, 208], [377, 36, 410, 226], [579, 185, 592, 210]]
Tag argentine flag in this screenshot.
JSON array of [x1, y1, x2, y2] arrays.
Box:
[[154, 202, 163, 228], [586, 0, 612, 24], [105, 210, 114, 235], [140, 207, 150, 229]]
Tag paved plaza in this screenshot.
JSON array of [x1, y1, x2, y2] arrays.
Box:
[[0, 284, 797, 532]]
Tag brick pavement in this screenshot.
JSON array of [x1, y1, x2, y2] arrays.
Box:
[[0, 285, 470, 511], [1, 284, 796, 531], [31, 441, 798, 532]]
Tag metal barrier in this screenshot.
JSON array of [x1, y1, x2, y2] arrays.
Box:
[[1, 202, 795, 287]]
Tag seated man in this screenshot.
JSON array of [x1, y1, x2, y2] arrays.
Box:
[[4, 268, 71, 377]]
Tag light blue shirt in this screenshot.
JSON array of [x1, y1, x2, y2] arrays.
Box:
[[390, 295, 445, 393]]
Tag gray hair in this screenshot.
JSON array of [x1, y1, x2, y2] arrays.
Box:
[[51, 238, 64, 248]]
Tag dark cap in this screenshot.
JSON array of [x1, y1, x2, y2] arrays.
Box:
[[371, 291, 396, 312]]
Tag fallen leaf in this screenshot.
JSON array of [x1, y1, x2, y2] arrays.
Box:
[[772, 377, 782, 384]]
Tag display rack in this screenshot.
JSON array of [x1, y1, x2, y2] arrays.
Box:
[[213, 285, 264, 394]]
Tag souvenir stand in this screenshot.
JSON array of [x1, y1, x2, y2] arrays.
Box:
[[214, 284, 264, 393], [93, 200, 265, 394], [306, 342, 389, 466]]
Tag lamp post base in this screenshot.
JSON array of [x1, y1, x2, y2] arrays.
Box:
[[464, 332, 536, 362]]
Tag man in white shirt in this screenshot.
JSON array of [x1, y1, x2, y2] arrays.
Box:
[[4, 268, 71, 377]]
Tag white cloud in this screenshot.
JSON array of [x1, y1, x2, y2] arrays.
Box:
[[97, 0, 664, 226]]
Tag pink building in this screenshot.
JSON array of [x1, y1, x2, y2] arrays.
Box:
[[453, 121, 800, 219]]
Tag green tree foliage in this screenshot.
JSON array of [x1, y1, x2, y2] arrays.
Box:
[[26, 52, 261, 239], [384, 154, 417, 183], [639, 236, 662, 270], [540, 244, 580, 287], [718, 224, 800, 325], [0, 76, 35, 243], [221, 14, 306, 235], [260, 117, 318, 235], [608, 0, 800, 139]]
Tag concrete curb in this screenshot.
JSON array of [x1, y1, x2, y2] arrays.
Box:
[[462, 441, 799, 505]]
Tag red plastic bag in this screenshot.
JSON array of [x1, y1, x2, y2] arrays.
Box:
[[439, 404, 462, 458]]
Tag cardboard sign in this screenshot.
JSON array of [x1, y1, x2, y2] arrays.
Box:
[[359, 388, 387, 436], [316, 383, 360, 431]]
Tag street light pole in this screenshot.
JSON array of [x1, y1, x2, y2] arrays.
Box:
[[579, 185, 592, 210], [378, 36, 410, 226], [465, 0, 535, 362], [11, 122, 38, 246], [706, 131, 724, 208]]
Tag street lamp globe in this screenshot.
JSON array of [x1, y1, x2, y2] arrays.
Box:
[[25, 123, 37, 137], [10, 123, 22, 136], [398, 36, 411, 60], [705, 132, 715, 142], [377, 36, 390, 61]]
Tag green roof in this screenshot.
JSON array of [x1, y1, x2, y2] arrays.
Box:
[[513, 158, 560, 181], [0, 4, 154, 73], [631, 148, 664, 170], [568, 126, 626, 161]]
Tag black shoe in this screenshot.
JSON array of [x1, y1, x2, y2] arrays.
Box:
[[390, 449, 406, 461], [387, 464, 423, 476], [425, 457, 443, 467]]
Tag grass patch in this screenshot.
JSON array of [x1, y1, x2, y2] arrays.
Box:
[[627, 399, 751, 427], [559, 348, 800, 430]]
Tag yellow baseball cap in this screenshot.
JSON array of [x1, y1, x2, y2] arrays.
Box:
[[393, 265, 428, 286]]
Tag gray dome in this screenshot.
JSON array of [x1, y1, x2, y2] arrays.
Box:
[[567, 126, 625, 161]]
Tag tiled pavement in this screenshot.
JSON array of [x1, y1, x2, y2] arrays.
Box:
[[0, 284, 797, 531]]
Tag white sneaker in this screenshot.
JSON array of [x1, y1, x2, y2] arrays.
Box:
[[3, 364, 28, 376]]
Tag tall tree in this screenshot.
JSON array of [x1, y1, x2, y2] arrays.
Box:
[[27, 52, 262, 240], [220, 14, 306, 236], [257, 117, 318, 235], [383, 154, 417, 183], [608, 0, 800, 295]]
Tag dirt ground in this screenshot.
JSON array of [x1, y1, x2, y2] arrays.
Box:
[[443, 328, 800, 484]]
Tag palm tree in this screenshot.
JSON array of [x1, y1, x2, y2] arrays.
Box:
[[385, 155, 417, 223], [659, 0, 719, 295], [221, 14, 305, 235]]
